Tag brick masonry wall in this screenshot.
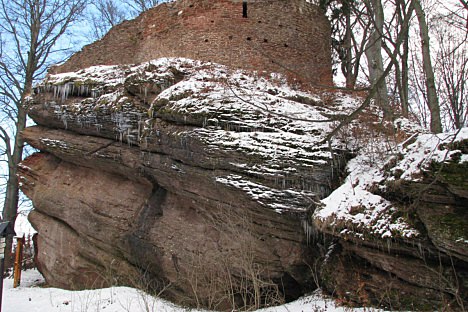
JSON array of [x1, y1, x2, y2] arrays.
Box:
[[54, 0, 332, 86]]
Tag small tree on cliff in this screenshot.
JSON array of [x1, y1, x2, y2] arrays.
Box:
[[0, 0, 86, 268]]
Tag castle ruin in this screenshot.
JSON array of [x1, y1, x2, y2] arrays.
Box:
[[55, 0, 332, 86]]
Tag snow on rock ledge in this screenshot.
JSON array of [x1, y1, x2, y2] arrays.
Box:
[[315, 152, 420, 240], [388, 127, 468, 181], [28, 58, 355, 214], [315, 127, 468, 244]]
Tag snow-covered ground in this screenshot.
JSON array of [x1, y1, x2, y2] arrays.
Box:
[[3, 270, 387, 312]]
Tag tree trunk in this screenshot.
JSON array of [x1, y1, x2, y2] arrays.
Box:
[[0, 0, 86, 271], [413, 0, 442, 133], [344, 12, 355, 89], [397, 0, 410, 116], [2, 106, 27, 269], [2, 60, 32, 268], [365, 0, 391, 117], [400, 30, 410, 116]]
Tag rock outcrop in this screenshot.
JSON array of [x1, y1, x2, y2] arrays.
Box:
[[21, 58, 346, 309], [18, 0, 467, 310], [314, 128, 468, 310], [21, 57, 468, 311]]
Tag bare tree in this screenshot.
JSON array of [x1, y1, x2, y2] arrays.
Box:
[[437, 0, 468, 32], [0, 0, 86, 268], [385, 0, 413, 116], [321, 0, 465, 134], [320, 0, 371, 89], [322, 0, 396, 116], [412, 0, 442, 132], [434, 2, 468, 129], [89, 0, 127, 40], [325, 0, 415, 141], [437, 38, 467, 129], [364, 0, 391, 116]]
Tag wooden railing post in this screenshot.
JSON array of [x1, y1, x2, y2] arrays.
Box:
[[13, 235, 24, 288]]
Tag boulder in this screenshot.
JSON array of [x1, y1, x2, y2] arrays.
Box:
[[21, 58, 344, 309]]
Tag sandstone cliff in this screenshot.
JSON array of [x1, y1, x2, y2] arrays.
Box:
[[17, 0, 467, 310], [20, 58, 345, 309], [20, 57, 468, 310], [314, 128, 468, 309]]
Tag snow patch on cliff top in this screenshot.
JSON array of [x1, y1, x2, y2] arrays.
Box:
[[315, 127, 468, 239], [389, 127, 468, 181], [316, 152, 419, 239]]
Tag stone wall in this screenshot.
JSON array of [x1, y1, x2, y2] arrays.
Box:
[[53, 0, 332, 85]]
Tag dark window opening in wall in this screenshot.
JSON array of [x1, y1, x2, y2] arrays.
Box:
[[246, 37, 252, 41], [284, 43, 289, 47], [264, 38, 268, 43], [243, 1, 248, 18]]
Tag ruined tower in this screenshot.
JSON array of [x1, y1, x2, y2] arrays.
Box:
[[55, 0, 332, 85]]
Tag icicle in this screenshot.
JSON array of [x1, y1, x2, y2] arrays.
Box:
[[61, 83, 70, 102], [61, 111, 68, 129], [127, 128, 131, 146], [138, 120, 142, 140], [302, 219, 312, 246]]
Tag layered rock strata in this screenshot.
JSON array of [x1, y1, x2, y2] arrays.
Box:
[[20, 58, 467, 310], [21, 59, 343, 309]]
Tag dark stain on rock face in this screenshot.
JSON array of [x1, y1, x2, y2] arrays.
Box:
[[135, 185, 167, 234], [121, 185, 167, 278]]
